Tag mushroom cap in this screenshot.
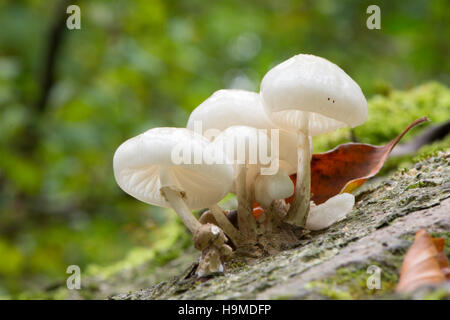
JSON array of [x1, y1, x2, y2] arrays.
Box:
[[113, 127, 233, 210], [187, 89, 301, 174], [260, 54, 368, 136], [187, 89, 273, 134], [212, 125, 272, 167], [255, 170, 294, 207]]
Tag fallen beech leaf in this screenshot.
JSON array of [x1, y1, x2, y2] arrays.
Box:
[[390, 120, 450, 157], [253, 117, 428, 216], [298, 117, 427, 204], [396, 230, 449, 293]]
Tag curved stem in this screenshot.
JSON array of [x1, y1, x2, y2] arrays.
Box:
[[160, 186, 201, 234], [286, 113, 311, 226], [209, 204, 243, 245]]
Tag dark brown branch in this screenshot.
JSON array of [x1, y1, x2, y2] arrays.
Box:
[[36, 0, 75, 113]]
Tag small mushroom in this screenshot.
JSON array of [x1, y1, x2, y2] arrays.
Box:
[[186, 88, 311, 191], [260, 54, 368, 227], [305, 193, 355, 231], [212, 125, 274, 241], [254, 169, 294, 232], [187, 89, 300, 178], [255, 169, 294, 208], [194, 223, 233, 277], [113, 127, 236, 275], [187, 89, 302, 228]]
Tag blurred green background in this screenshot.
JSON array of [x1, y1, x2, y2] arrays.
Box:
[[0, 0, 449, 298]]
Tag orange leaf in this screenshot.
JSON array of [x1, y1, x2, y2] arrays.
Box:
[[396, 229, 449, 293], [301, 117, 427, 204]]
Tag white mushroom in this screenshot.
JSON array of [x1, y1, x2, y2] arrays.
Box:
[[305, 193, 355, 231], [260, 54, 368, 227], [254, 169, 294, 232], [187, 89, 274, 134], [113, 127, 239, 274], [211, 125, 273, 240], [255, 169, 294, 208], [187, 89, 304, 213], [187, 89, 300, 176]]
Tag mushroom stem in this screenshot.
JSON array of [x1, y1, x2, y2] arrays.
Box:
[[246, 167, 259, 235], [160, 186, 201, 234], [194, 223, 233, 277], [236, 165, 257, 240], [254, 169, 294, 233], [286, 113, 311, 227], [209, 204, 243, 245]]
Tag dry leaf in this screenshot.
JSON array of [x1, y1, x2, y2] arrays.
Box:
[[293, 117, 428, 205], [396, 229, 449, 293]]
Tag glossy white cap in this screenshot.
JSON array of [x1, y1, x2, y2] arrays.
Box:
[[113, 127, 233, 210], [255, 170, 294, 207], [211, 125, 272, 167], [187, 89, 305, 175], [261, 54, 368, 136], [187, 89, 273, 134]]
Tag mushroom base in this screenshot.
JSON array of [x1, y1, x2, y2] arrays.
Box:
[[232, 201, 306, 261], [231, 223, 305, 262], [198, 201, 307, 269]]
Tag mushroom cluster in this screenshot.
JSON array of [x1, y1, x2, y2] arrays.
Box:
[[113, 54, 368, 277]]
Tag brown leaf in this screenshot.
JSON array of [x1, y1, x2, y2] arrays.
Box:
[[254, 117, 427, 214], [301, 117, 427, 204], [396, 229, 449, 293]]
